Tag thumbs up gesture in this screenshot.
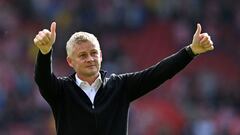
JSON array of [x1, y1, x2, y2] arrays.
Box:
[[190, 23, 214, 55], [34, 22, 56, 54]]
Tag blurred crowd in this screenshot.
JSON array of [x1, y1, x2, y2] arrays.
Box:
[[0, 0, 239, 134]]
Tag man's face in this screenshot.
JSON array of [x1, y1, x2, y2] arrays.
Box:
[[67, 41, 102, 78]]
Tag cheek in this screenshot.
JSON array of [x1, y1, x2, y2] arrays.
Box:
[[72, 59, 84, 68], [96, 58, 102, 65], [97, 55, 102, 62]]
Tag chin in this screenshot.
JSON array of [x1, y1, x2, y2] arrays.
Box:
[[86, 70, 98, 76]]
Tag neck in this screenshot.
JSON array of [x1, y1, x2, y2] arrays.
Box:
[[77, 73, 99, 85]]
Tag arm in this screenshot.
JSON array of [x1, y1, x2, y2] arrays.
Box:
[[34, 22, 60, 104], [121, 48, 193, 101], [120, 23, 214, 102]]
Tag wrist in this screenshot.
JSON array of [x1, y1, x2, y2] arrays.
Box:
[[40, 47, 52, 55], [186, 45, 198, 57]]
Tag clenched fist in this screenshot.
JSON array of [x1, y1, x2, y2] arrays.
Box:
[[34, 22, 56, 54], [190, 23, 214, 55]]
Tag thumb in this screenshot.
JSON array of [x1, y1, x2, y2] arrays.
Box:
[[194, 23, 202, 37], [50, 22, 56, 39]]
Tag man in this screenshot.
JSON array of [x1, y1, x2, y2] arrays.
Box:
[[34, 22, 214, 135]]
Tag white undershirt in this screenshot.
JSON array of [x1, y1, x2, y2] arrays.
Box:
[[75, 74, 102, 104]]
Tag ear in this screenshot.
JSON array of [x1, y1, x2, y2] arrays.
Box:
[[66, 56, 74, 68]]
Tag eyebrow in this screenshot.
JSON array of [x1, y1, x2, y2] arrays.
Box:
[[78, 49, 98, 54]]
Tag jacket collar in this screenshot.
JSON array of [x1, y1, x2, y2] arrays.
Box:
[[69, 70, 108, 82]]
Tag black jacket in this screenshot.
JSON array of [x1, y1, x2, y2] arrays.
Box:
[[34, 48, 194, 135]]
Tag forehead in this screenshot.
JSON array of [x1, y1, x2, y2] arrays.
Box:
[[73, 41, 100, 53]]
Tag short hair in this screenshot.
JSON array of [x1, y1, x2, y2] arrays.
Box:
[[66, 32, 100, 56]]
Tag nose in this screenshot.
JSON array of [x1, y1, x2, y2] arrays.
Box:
[[85, 54, 94, 62]]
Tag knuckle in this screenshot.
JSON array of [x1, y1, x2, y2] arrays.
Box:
[[34, 38, 38, 42], [43, 29, 50, 35]]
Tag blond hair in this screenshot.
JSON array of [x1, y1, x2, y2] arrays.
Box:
[[66, 32, 100, 56]]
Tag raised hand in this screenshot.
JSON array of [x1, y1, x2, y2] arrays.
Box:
[[190, 23, 214, 55], [34, 22, 56, 54]]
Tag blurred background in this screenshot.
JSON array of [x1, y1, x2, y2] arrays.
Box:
[[0, 0, 240, 134]]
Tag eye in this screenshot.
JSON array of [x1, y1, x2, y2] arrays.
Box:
[[78, 54, 87, 58], [91, 51, 98, 56]]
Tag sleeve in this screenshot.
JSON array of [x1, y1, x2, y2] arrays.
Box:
[[34, 50, 61, 105], [119, 47, 194, 102]]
